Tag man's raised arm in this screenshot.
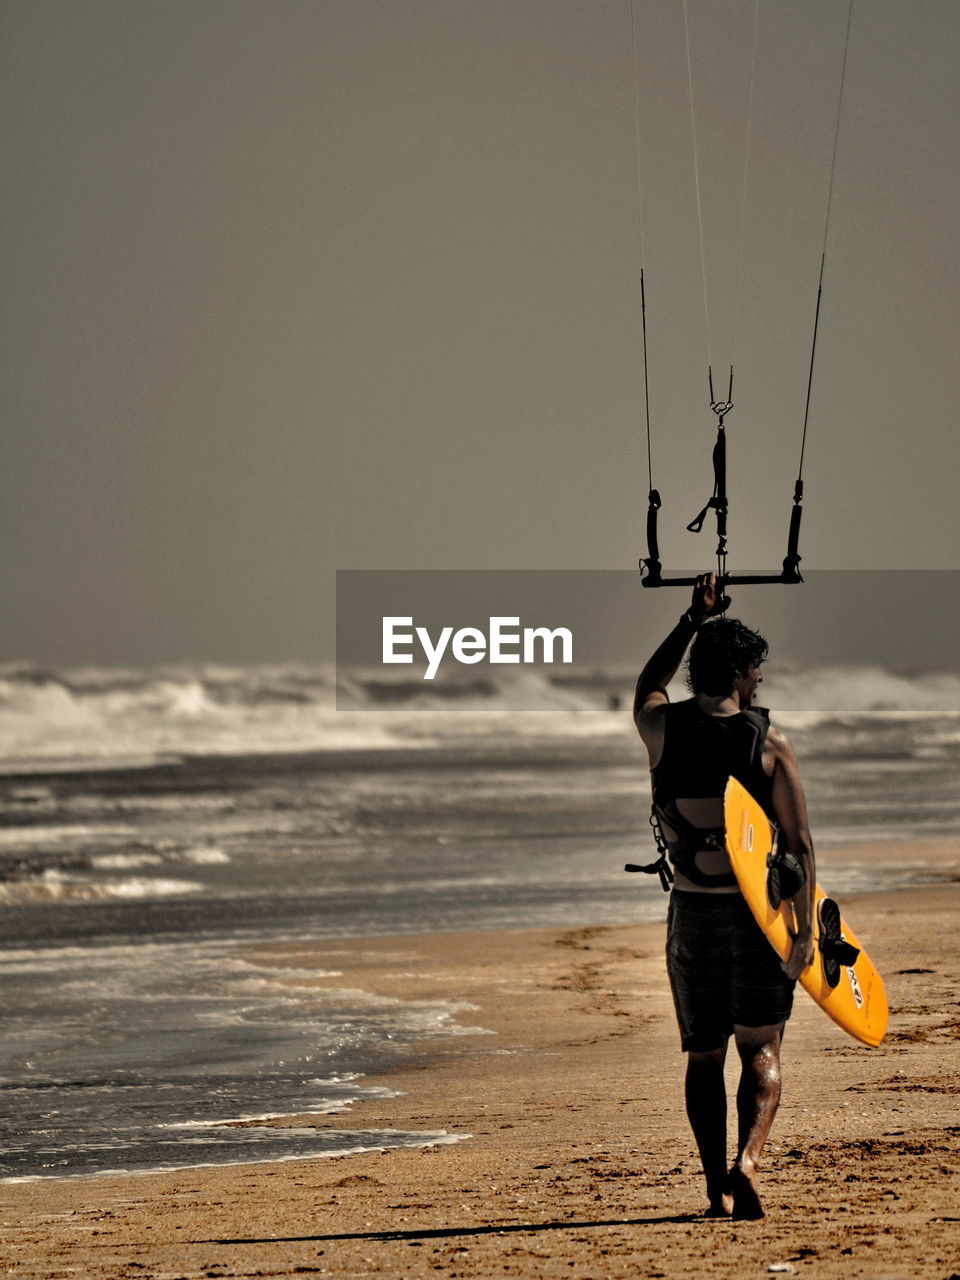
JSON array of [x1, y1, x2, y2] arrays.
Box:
[[634, 572, 726, 733]]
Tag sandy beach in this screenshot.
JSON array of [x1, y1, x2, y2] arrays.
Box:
[[3, 877, 959, 1280]]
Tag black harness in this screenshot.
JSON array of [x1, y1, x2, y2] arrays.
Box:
[[650, 796, 733, 889], [627, 701, 805, 901]]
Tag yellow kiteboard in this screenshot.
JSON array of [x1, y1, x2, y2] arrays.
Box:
[[724, 777, 888, 1048]]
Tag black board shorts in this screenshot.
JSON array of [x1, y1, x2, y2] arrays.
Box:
[[666, 890, 795, 1052]]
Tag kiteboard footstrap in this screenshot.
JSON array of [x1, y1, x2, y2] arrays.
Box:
[[765, 830, 806, 909], [818, 897, 861, 988]]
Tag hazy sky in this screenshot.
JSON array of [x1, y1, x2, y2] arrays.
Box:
[[2, 0, 958, 665]]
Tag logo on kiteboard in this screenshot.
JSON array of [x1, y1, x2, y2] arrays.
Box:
[[847, 966, 864, 1009]]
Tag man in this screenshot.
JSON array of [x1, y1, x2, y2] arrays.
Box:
[[634, 572, 816, 1220]]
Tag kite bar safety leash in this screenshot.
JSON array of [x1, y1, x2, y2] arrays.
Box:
[[684, 364, 734, 585]]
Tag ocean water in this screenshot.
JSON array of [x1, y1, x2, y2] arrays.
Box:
[[1, 661, 958, 1181]]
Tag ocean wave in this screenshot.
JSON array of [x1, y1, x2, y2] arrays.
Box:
[[0, 663, 394, 766], [89, 852, 164, 871], [87, 847, 230, 871], [0, 660, 957, 769], [0, 824, 137, 847], [0, 873, 204, 905], [0, 1129, 470, 1183], [760, 666, 960, 716]]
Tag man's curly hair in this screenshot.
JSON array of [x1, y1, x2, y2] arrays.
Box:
[[686, 617, 769, 696]]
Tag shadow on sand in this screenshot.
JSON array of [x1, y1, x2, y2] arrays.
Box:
[[196, 1213, 705, 1247]]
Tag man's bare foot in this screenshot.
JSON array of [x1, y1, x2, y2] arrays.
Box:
[[703, 1176, 734, 1218], [729, 1163, 764, 1220], [703, 1194, 734, 1218]]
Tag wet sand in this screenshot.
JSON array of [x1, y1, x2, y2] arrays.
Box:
[[3, 880, 960, 1280]]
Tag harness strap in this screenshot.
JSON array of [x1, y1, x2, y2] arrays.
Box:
[[625, 810, 675, 892], [624, 856, 674, 892]]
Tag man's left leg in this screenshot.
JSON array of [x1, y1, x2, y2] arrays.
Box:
[[729, 1022, 784, 1220], [684, 1043, 733, 1216]]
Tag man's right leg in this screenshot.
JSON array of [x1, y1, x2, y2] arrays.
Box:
[[685, 1043, 732, 1216], [728, 1022, 785, 1220]]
